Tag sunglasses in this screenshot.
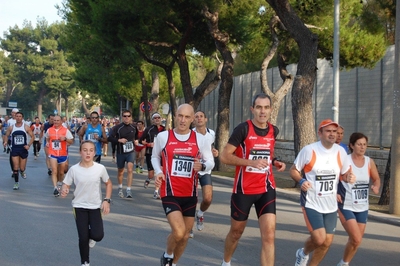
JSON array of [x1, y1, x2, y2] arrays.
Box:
[[91, 116, 99, 119], [123, 115, 131, 117]]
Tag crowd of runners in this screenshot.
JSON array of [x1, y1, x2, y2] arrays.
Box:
[[0, 94, 381, 266]]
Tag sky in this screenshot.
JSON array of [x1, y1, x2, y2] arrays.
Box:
[[0, 0, 63, 38]]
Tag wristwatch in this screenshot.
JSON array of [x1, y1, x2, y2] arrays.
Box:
[[201, 163, 206, 171], [103, 198, 111, 203]]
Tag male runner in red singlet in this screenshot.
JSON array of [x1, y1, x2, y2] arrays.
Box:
[[220, 93, 286, 266], [152, 104, 214, 266]]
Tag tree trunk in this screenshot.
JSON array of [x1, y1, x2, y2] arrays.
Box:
[[82, 97, 90, 116], [150, 70, 160, 115], [64, 97, 69, 120], [260, 16, 293, 125], [192, 69, 221, 111], [203, 7, 234, 172], [379, 146, 391, 205], [266, 0, 318, 155], [4, 80, 19, 106], [165, 66, 177, 127], [36, 88, 46, 120], [138, 68, 150, 126]]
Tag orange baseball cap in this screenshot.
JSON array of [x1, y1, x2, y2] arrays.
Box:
[[318, 119, 339, 131]]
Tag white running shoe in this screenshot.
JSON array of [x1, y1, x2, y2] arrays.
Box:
[[295, 248, 309, 266], [118, 188, 124, 198], [89, 239, 96, 248]]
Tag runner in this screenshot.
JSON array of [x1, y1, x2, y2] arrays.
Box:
[[78, 111, 107, 163], [41, 114, 55, 175], [45, 115, 74, 196], [3, 112, 34, 190], [219, 93, 286, 266], [190, 110, 219, 238], [139, 112, 165, 199], [152, 104, 214, 266], [107, 110, 138, 199], [135, 120, 146, 173], [336, 132, 381, 266], [289, 119, 355, 266], [61, 140, 112, 266], [30, 116, 42, 159]]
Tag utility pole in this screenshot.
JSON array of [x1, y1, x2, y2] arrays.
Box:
[[332, 0, 340, 122], [390, 0, 400, 214]]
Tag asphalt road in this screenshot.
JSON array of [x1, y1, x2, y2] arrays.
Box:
[[0, 139, 399, 266]]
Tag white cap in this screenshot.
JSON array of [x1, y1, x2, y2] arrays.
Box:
[[11, 108, 19, 113]]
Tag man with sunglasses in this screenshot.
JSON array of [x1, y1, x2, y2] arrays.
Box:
[[78, 111, 107, 163], [108, 110, 139, 199], [139, 112, 165, 199]]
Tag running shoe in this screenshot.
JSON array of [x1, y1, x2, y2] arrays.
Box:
[[13, 182, 19, 190], [126, 189, 132, 198], [153, 190, 160, 199], [81, 262, 90, 266], [196, 210, 204, 231], [136, 166, 140, 174], [53, 187, 60, 197], [112, 157, 116, 163], [160, 253, 173, 266], [118, 188, 124, 198], [189, 229, 194, 238], [89, 239, 96, 248], [295, 248, 309, 266], [337, 262, 349, 266], [20, 171, 27, 179], [34, 155, 37, 160], [48, 169, 52, 175], [144, 178, 150, 188], [139, 167, 143, 173]]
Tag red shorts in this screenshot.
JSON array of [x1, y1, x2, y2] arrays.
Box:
[[135, 144, 146, 152]]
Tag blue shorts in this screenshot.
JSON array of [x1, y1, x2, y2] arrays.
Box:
[[11, 148, 28, 159], [49, 155, 68, 164], [302, 207, 337, 234], [116, 152, 135, 169], [198, 173, 212, 186], [338, 206, 368, 224]]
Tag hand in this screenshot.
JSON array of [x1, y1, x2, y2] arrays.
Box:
[[154, 173, 165, 187], [251, 158, 269, 170], [274, 161, 286, 172], [60, 186, 69, 198], [212, 148, 219, 157], [119, 138, 127, 144], [101, 202, 110, 215], [337, 194, 343, 203], [371, 184, 380, 195], [300, 180, 312, 192], [193, 158, 202, 172]]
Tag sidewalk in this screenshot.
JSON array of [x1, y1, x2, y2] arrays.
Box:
[[212, 169, 400, 227]]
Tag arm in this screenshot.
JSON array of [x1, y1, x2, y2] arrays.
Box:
[[100, 127, 108, 143], [3, 126, 12, 146], [220, 143, 269, 170], [289, 164, 311, 191], [101, 178, 112, 215], [25, 125, 35, 149], [78, 125, 87, 142], [369, 158, 381, 195], [60, 183, 71, 198]]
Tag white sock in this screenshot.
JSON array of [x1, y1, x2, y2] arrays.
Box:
[[197, 210, 204, 217], [221, 260, 231, 266], [127, 187, 131, 191], [164, 252, 173, 259], [118, 184, 122, 188], [172, 264, 177, 266], [339, 259, 349, 265]]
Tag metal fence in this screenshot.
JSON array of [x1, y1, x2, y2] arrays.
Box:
[[199, 46, 395, 149]]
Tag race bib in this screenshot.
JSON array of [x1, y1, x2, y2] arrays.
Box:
[[34, 134, 40, 141], [14, 135, 25, 145], [352, 183, 369, 204], [315, 174, 335, 197], [171, 154, 194, 178], [52, 140, 61, 150], [123, 141, 134, 153], [86, 133, 98, 142], [245, 149, 270, 173]]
